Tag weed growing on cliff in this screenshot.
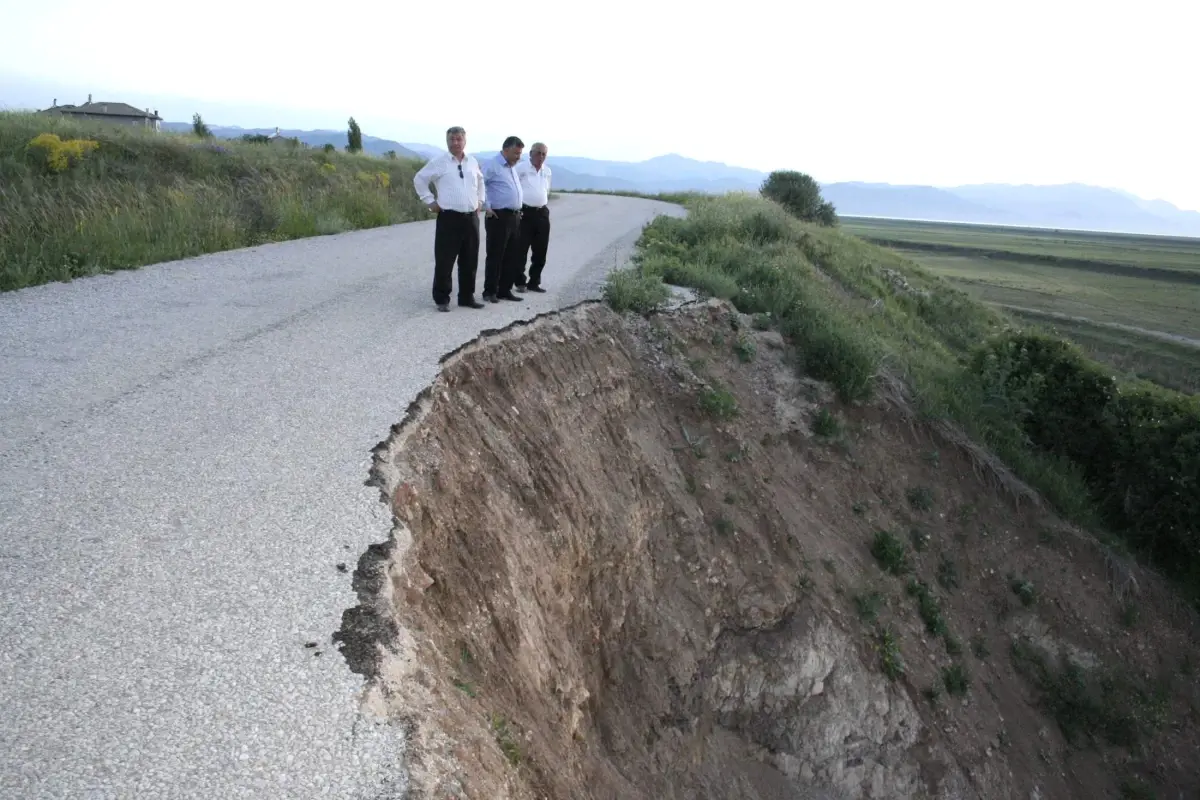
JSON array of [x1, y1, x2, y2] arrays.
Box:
[[942, 663, 970, 696], [971, 635, 990, 659], [855, 591, 884, 623], [906, 579, 947, 636], [936, 556, 960, 591], [734, 335, 757, 363], [811, 407, 842, 438], [876, 627, 905, 680], [1009, 575, 1037, 606], [906, 486, 934, 512], [698, 386, 739, 420], [489, 713, 523, 766], [871, 530, 910, 576]]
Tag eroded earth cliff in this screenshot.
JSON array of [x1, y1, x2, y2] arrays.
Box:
[[337, 299, 1200, 800]]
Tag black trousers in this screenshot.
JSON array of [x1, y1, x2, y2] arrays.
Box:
[[432, 210, 480, 305], [517, 204, 551, 288], [483, 210, 524, 297]]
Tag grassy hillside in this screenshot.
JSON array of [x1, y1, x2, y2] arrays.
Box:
[[0, 112, 429, 292], [606, 193, 1200, 604]]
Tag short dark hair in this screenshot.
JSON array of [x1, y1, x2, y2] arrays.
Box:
[[446, 126, 465, 137], [502, 136, 524, 150]]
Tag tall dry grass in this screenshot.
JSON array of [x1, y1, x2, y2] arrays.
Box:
[[0, 111, 430, 291]]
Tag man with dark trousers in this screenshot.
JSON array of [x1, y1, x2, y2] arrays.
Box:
[[412, 126, 486, 312], [514, 142, 552, 293], [481, 136, 526, 303]]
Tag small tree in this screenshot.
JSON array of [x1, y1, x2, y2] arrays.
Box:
[[760, 170, 838, 226], [192, 113, 212, 139], [323, 143, 336, 154], [383, 149, 397, 160], [346, 117, 363, 154]]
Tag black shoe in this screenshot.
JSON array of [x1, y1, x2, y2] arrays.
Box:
[[498, 292, 524, 302], [526, 285, 546, 293], [436, 303, 450, 312], [458, 299, 486, 309], [515, 284, 527, 293]]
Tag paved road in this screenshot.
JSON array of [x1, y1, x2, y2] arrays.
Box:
[[0, 193, 680, 800]]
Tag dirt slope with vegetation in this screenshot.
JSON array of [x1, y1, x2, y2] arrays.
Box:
[[338, 189, 1200, 799], [341, 297, 1199, 799], [0, 111, 429, 291]]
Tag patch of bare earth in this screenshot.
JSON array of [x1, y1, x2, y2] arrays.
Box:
[[336, 298, 1200, 800]]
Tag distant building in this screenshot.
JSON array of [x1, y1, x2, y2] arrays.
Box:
[[40, 94, 162, 131], [268, 127, 290, 146]]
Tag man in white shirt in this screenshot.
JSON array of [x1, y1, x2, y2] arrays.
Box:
[[412, 126, 487, 312], [514, 142, 552, 293]]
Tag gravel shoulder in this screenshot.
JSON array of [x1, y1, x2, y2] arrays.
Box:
[[0, 193, 682, 800]]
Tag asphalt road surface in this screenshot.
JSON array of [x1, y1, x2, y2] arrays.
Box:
[[0, 193, 682, 800]]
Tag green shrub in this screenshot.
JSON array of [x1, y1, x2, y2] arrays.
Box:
[[970, 330, 1200, 588], [760, 170, 838, 226]]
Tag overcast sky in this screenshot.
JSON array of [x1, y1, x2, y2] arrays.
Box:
[[3, 0, 1196, 211]]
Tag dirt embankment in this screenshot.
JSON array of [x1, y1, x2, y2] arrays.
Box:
[[337, 299, 1200, 800]]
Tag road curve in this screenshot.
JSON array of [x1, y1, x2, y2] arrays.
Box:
[[0, 193, 681, 800]]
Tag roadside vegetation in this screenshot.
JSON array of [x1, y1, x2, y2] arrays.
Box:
[[604, 176, 1200, 606], [0, 111, 429, 292]]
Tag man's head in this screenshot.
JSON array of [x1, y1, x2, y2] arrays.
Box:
[[529, 142, 548, 170], [500, 135, 524, 165], [446, 126, 466, 157]]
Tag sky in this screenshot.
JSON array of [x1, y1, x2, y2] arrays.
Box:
[[2, 0, 1197, 211]]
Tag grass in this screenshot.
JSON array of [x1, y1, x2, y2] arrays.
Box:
[[841, 216, 1200, 276], [840, 216, 1200, 393], [1, 111, 429, 291]]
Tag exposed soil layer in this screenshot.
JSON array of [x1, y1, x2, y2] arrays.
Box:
[[338, 299, 1200, 800]]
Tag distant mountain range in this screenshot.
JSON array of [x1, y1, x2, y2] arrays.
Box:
[[166, 122, 1200, 238]]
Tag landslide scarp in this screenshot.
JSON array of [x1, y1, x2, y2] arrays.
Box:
[[337, 299, 1200, 800]]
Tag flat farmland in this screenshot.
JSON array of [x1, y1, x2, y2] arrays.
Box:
[[842, 217, 1200, 393]]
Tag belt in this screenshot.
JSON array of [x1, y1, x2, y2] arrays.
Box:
[[492, 207, 521, 214], [438, 208, 477, 216], [521, 204, 547, 211]]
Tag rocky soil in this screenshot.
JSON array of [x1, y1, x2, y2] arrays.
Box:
[[337, 298, 1200, 800]]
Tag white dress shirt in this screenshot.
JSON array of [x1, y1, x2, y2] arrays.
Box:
[[516, 161, 552, 207], [412, 152, 485, 213]]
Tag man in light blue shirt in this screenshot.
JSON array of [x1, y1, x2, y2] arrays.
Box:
[[481, 136, 526, 302]]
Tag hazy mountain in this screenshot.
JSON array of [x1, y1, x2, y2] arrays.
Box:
[[820, 183, 1001, 222], [161, 123, 424, 160], [842, 182, 1200, 237]]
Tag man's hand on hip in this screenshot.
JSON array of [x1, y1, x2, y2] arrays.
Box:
[[428, 202, 441, 213]]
